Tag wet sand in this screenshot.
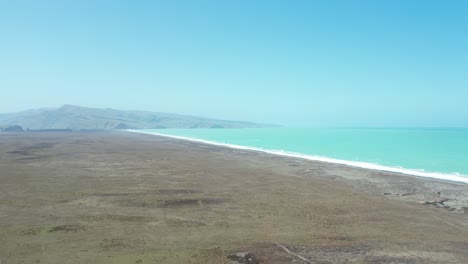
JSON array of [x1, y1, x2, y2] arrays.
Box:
[[0, 131, 467, 263]]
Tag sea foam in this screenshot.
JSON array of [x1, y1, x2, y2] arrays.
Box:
[[128, 129, 468, 184]]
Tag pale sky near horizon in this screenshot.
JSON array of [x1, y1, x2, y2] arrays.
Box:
[[1, 0, 467, 127]]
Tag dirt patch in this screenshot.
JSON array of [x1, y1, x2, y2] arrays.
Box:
[[100, 238, 130, 251], [158, 198, 227, 207], [8, 143, 55, 155], [166, 218, 206, 227], [190, 247, 229, 264], [23, 143, 55, 150], [233, 242, 455, 264], [71, 140, 93, 144], [304, 168, 326, 176], [49, 224, 87, 233], [90, 192, 141, 197], [316, 235, 356, 242], [449, 241, 468, 255], [118, 198, 227, 208], [7, 143, 55, 160], [153, 189, 201, 195], [99, 238, 146, 253], [309, 243, 372, 255], [90, 189, 201, 197], [363, 255, 428, 264], [7, 150, 30, 155], [231, 242, 374, 264], [80, 214, 155, 223], [20, 227, 41, 236], [16, 156, 45, 161]]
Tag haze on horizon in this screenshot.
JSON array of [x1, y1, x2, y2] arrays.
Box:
[[1, 0, 467, 127]]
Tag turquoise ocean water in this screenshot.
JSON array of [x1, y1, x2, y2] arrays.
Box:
[[133, 128, 468, 183]]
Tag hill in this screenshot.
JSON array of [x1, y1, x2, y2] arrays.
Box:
[[0, 105, 278, 131]]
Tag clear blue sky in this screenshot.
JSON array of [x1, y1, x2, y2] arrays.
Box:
[[1, 0, 467, 127]]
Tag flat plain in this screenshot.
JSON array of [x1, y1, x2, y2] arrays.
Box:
[[0, 132, 467, 263]]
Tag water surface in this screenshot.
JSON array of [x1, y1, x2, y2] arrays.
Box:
[[134, 128, 468, 183]]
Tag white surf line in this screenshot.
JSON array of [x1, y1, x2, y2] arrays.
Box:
[[127, 130, 468, 184], [273, 242, 312, 263]]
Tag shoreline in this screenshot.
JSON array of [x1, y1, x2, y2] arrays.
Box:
[[128, 129, 468, 185], [2, 131, 467, 263]]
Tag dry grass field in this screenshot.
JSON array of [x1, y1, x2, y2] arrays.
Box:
[[0, 132, 467, 263]]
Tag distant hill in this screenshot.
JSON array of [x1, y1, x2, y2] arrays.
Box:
[[0, 105, 278, 131]]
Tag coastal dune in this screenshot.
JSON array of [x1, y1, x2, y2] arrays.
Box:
[[0, 131, 467, 263]]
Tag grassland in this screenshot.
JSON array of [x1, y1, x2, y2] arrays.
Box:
[[0, 132, 467, 263]]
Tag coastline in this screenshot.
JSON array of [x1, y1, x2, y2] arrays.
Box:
[[128, 129, 468, 185], [1, 131, 467, 263]]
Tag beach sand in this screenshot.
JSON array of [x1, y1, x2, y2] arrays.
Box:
[[0, 131, 467, 263]]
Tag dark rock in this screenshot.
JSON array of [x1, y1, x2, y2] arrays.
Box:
[[424, 199, 449, 208], [49, 224, 86, 232], [228, 252, 259, 264]]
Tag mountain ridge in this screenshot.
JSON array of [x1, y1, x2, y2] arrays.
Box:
[[0, 105, 279, 131]]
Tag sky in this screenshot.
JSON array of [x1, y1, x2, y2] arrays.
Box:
[[0, 0, 467, 127]]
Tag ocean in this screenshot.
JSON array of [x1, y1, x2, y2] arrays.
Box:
[[132, 127, 468, 184]]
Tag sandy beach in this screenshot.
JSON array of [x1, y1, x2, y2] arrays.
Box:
[[1, 131, 467, 263]]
